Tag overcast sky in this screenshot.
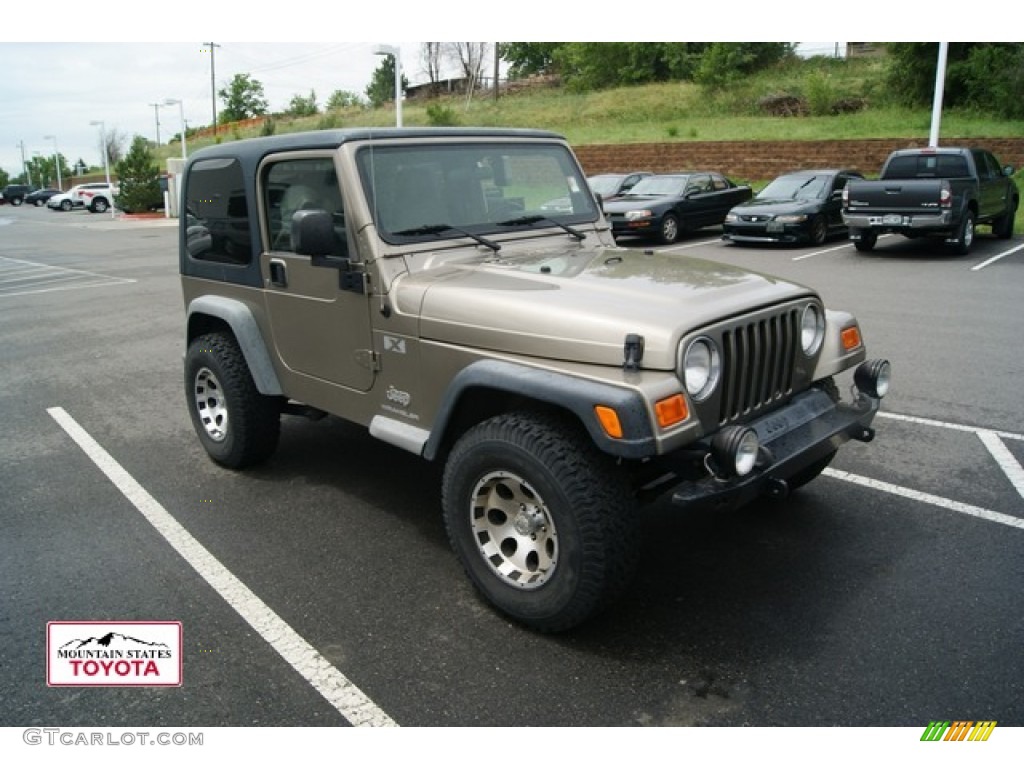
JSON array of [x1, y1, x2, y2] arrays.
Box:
[[0, 40, 438, 178]]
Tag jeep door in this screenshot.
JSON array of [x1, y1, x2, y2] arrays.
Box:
[[259, 154, 375, 393]]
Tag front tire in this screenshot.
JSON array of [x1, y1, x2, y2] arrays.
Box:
[[658, 213, 680, 244], [184, 333, 281, 469], [60, 200, 72, 211], [992, 200, 1017, 239], [442, 412, 638, 632], [91, 198, 109, 213], [809, 215, 827, 246]]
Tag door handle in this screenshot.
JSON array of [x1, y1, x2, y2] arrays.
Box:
[[269, 259, 288, 288]]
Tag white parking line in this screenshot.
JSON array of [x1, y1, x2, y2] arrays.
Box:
[[824, 469, 1024, 531], [661, 236, 724, 252], [0, 255, 135, 297], [47, 406, 398, 728], [791, 243, 853, 261], [971, 241, 1024, 271], [877, 411, 1024, 442], [978, 430, 1024, 501]]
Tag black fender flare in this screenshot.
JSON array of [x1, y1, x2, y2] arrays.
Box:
[[422, 359, 658, 461]]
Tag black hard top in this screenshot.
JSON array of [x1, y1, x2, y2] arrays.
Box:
[[186, 126, 566, 169]]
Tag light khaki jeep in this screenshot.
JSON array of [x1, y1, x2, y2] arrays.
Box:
[[178, 128, 890, 632]]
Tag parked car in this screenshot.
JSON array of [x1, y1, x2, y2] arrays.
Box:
[[47, 183, 113, 212], [79, 183, 118, 213], [722, 169, 864, 246], [1, 184, 36, 206], [541, 172, 653, 215], [25, 188, 62, 207], [603, 172, 753, 244], [588, 171, 652, 201]]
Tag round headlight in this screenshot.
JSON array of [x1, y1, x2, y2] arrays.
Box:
[[800, 304, 825, 356], [711, 426, 760, 478], [682, 337, 721, 401]]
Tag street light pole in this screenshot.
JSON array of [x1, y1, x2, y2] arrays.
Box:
[[164, 99, 187, 159], [149, 102, 163, 145], [373, 44, 402, 127], [89, 120, 115, 219], [44, 134, 62, 190]]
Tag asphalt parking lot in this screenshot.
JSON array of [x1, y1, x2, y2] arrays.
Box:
[[1, 204, 1022, 738]]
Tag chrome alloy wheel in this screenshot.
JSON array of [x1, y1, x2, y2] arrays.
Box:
[[193, 367, 229, 442], [470, 471, 558, 590]]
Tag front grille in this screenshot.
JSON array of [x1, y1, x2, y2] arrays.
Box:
[[718, 308, 800, 423]]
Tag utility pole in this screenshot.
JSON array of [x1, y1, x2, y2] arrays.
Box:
[[203, 42, 220, 135], [149, 102, 163, 145], [17, 140, 31, 185], [493, 43, 499, 102]]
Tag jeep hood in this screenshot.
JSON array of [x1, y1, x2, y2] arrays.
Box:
[[398, 245, 814, 369]]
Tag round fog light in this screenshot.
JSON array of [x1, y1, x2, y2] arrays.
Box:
[[855, 359, 891, 398], [711, 426, 760, 478]]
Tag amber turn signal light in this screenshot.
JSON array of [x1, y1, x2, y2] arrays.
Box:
[[841, 326, 862, 351], [655, 394, 688, 429]]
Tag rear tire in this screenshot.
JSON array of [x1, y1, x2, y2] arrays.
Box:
[[853, 230, 877, 252], [950, 210, 975, 255], [442, 412, 638, 632], [91, 198, 109, 214], [184, 333, 281, 469]]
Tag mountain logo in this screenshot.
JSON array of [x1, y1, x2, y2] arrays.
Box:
[[47, 621, 183, 687]]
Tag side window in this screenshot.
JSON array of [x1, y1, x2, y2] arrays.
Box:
[[686, 174, 711, 195], [263, 158, 345, 256], [710, 174, 728, 191], [183, 158, 250, 265], [971, 150, 995, 180]]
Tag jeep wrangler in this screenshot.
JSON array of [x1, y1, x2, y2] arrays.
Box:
[[178, 128, 890, 632]]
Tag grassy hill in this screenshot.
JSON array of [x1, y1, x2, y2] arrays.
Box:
[[167, 56, 1020, 155]]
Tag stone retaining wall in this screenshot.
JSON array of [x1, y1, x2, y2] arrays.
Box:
[[573, 138, 1024, 182]]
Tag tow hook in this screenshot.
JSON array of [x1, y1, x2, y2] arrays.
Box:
[[763, 477, 789, 499]]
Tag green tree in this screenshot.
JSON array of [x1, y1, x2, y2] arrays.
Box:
[[287, 90, 318, 117], [0, 169, 9, 188], [326, 89, 363, 109], [115, 135, 162, 214], [499, 43, 564, 79], [555, 43, 713, 91], [694, 43, 795, 90], [219, 73, 269, 123], [365, 55, 408, 108], [886, 42, 1024, 119]]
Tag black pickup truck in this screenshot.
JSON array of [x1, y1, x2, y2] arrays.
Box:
[[842, 146, 1019, 254]]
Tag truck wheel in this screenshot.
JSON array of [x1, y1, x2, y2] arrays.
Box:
[[659, 214, 680, 244], [809, 215, 827, 246], [853, 230, 877, 252], [91, 198, 109, 214], [442, 412, 638, 632], [185, 332, 281, 469], [951, 210, 975, 255], [992, 200, 1017, 239]]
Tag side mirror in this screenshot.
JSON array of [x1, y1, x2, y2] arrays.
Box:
[[292, 209, 334, 257], [1003, 164, 1016, 177]]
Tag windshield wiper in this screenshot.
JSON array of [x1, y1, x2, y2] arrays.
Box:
[[392, 223, 501, 252], [496, 215, 585, 241]]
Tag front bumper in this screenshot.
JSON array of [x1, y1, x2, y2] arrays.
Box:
[[669, 386, 880, 510], [722, 223, 805, 244]]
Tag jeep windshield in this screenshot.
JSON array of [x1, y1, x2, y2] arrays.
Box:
[[357, 142, 600, 245]]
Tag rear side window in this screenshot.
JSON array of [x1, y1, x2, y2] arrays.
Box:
[[183, 158, 251, 265]]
